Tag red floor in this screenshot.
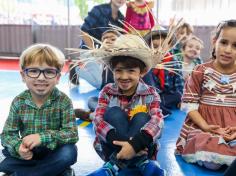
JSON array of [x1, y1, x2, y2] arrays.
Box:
[[0, 58, 70, 72]]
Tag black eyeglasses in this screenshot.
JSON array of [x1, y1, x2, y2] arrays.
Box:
[[23, 68, 60, 79]]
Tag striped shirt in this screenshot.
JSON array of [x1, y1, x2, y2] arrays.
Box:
[[1, 88, 78, 158]]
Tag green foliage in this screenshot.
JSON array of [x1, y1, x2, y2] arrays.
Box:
[[74, 0, 107, 19]]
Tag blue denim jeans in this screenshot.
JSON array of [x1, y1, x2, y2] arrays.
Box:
[[0, 144, 77, 176], [104, 106, 150, 139], [101, 107, 156, 163]]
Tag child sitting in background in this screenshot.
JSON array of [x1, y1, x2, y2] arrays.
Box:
[[0, 44, 78, 176], [73, 30, 121, 121], [125, 0, 155, 36], [172, 22, 194, 55], [176, 19, 236, 170], [79, 34, 165, 176], [181, 35, 203, 80], [76, 29, 121, 89], [143, 30, 184, 117]]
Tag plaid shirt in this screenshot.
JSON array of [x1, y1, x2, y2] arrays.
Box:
[[1, 88, 78, 158], [93, 80, 163, 155], [192, 57, 203, 66], [172, 44, 203, 66], [150, 55, 184, 95], [81, 3, 124, 41]]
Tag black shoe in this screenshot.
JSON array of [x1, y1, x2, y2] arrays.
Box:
[[160, 105, 172, 118], [59, 168, 75, 176], [74, 108, 91, 121], [69, 64, 79, 85], [0, 173, 14, 176]]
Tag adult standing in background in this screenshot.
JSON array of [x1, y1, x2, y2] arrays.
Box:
[[69, 0, 126, 85], [80, 0, 126, 49]]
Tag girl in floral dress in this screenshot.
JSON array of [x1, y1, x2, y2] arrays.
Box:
[[176, 19, 236, 170]]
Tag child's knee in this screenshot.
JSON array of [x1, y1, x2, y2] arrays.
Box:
[[132, 112, 150, 123], [104, 106, 124, 121], [57, 144, 77, 165]]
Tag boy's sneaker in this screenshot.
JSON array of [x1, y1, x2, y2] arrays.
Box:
[[140, 160, 166, 176], [0, 173, 11, 176], [69, 65, 80, 85], [74, 108, 91, 121], [86, 167, 113, 176], [60, 168, 75, 176], [87, 162, 119, 176]]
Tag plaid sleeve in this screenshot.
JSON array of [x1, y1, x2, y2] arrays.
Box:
[[174, 72, 184, 94], [194, 57, 203, 65], [40, 95, 78, 150], [173, 56, 184, 94], [93, 87, 115, 142], [142, 90, 163, 140], [1, 100, 22, 158]]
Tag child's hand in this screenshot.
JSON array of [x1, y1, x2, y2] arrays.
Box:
[[22, 134, 41, 150], [203, 124, 220, 133], [135, 148, 148, 157], [222, 126, 236, 142], [223, 132, 236, 142], [228, 126, 236, 132], [18, 143, 33, 160], [113, 141, 136, 160], [212, 127, 230, 136]]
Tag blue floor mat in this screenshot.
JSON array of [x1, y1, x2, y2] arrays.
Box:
[[0, 71, 226, 176]]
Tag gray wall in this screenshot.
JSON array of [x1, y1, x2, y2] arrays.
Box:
[[0, 25, 81, 58], [0, 25, 215, 60], [193, 25, 215, 60]]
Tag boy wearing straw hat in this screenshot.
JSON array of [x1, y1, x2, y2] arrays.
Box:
[[81, 34, 165, 176]]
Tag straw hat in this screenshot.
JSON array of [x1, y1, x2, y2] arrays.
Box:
[[69, 18, 185, 75], [144, 30, 169, 45], [79, 34, 154, 71]]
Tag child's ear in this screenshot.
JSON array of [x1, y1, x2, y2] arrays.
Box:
[[140, 68, 148, 78], [212, 37, 217, 46], [20, 70, 26, 83], [56, 74, 61, 84]]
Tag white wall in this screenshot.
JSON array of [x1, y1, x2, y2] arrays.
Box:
[[157, 0, 236, 26]]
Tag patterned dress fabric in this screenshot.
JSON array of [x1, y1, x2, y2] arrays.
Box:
[[176, 61, 236, 166]]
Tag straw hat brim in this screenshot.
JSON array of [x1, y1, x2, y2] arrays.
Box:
[[144, 30, 168, 44], [92, 48, 153, 72], [79, 34, 154, 72]]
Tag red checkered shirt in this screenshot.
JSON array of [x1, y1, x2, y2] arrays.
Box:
[[93, 80, 163, 158]]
